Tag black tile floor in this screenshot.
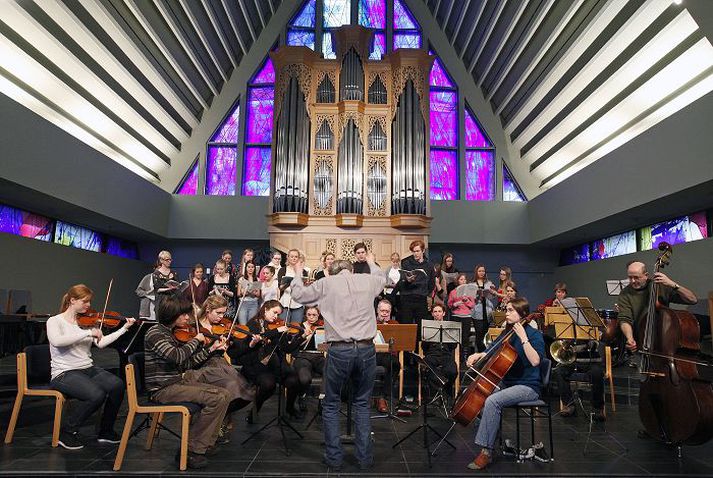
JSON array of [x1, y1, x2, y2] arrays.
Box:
[[3, 389, 713, 478]]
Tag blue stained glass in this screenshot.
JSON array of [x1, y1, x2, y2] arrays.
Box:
[[291, 0, 316, 27], [176, 159, 199, 195], [106, 237, 138, 259], [323, 30, 336, 59], [465, 150, 495, 201], [640, 212, 708, 250], [430, 150, 458, 200], [246, 86, 274, 144], [394, 0, 418, 29], [394, 32, 421, 50], [560, 244, 590, 265], [324, 0, 350, 27], [370, 32, 386, 60], [55, 221, 102, 252], [465, 107, 492, 148], [243, 146, 272, 196], [287, 29, 315, 50], [211, 102, 240, 143], [429, 91, 457, 148], [359, 0, 386, 29], [251, 58, 275, 84], [206, 146, 237, 196], [0, 205, 53, 241], [430, 57, 454, 88], [591, 231, 636, 260], [503, 164, 526, 202]]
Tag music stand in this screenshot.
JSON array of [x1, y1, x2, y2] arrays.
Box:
[[420, 320, 460, 417], [606, 279, 630, 296], [378, 324, 418, 400], [392, 352, 455, 467]]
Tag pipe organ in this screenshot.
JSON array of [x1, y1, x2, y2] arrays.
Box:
[[269, 26, 433, 266]]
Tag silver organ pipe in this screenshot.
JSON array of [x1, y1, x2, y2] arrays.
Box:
[[337, 119, 363, 213], [392, 79, 426, 215], [368, 76, 387, 104], [339, 48, 364, 101]]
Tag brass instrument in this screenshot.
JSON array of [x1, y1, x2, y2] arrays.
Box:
[[550, 339, 601, 365]]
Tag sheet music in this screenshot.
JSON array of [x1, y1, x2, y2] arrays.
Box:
[[421, 319, 461, 344], [606, 279, 630, 296]]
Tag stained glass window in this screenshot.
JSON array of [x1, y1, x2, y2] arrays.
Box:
[[429, 91, 457, 148], [55, 221, 102, 252], [429, 49, 457, 200], [105, 237, 139, 259], [503, 163, 526, 202], [0, 204, 53, 241], [465, 150, 495, 201], [591, 231, 636, 260], [323, 31, 336, 59], [430, 57, 454, 88], [394, 32, 421, 49], [206, 101, 240, 196], [292, 0, 316, 27], [287, 30, 316, 49], [639, 211, 708, 250], [430, 150, 458, 201], [288, 0, 316, 50], [359, 0, 386, 29], [560, 244, 590, 266], [370, 32, 386, 60], [393, 0, 420, 50], [324, 0, 350, 28], [243, 57, 275, 196], [176, 157, 199, 195], [464, 107, 492, 148]]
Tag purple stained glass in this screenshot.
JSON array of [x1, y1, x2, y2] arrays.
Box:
[[206, 146, 237, 196], [323, 30, 336, 59], [591, 231, 636, 260], [394, 32, 421, 50], [0, 205, 53, 241], [370, 32, 386, 60], [394, 0, 418, 29], [211, 103, 240, 143], [465, 107, 492, 148], [291, 0, 316, 27], [430, 149, 458, 200], [242, 146, 271, 196], [560, 244, 590, 265], [359, 0, 386, 29], [647, 212, 708, 250], [251, 58, 275, 84], [324, 0, 350, 28], [430, 91, 457, 148], [246, 86, 274, 144], [55, 221, 102, 252], [176, 160, 199, 195], [430, 57, 454, 88], [106, 237, 138, 259], [287, 29, 315, 50], [503, 165, 525, 202], [465, 150, 495, 201]]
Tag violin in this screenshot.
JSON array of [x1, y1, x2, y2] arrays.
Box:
[[267, 318, 302, 335], [77, 310, 131, 329], [211, 318, 255, 341], [173, 324, 216, 344]]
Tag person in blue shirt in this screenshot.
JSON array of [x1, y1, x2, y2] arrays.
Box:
[[464, 297, 544, 470]]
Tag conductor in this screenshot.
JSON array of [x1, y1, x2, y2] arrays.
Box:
[[290, 252, 386, 471]]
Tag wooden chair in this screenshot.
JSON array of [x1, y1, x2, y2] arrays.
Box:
[[604, 345, 616, 412], [113, 359, 199, 471], [4, 345, 65, 447]]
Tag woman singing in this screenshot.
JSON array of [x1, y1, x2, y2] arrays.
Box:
[[237, 261, 261, 325], [154, 250, 179, 307], [208, 259, 236, 318], [471, 264, 495, 353], [448, 273, 476, 362], [182, 263, 210, 306], [465, 297, 544, 470], [48, 284, 136, 449]]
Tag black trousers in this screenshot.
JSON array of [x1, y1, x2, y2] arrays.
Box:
[[553, 363, 605, 409], [397, 295, 429, 343]]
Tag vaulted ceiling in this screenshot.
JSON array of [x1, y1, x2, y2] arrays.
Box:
[[426, 0, 713, 189]]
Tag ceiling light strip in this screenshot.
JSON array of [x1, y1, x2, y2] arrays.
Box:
[[467, 0, 508, 73], [220, 0, 249, 56], [237, 0, 257, 42], [478, 0, 529, 86], [253, 0, 266, 29], [459, 0, 486, 58], [198, 0, 238, 65], [450, 0, 471, 46], [177, 0, 227, 82]]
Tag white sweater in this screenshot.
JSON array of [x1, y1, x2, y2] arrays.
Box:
[[46, 313, 128, 380]]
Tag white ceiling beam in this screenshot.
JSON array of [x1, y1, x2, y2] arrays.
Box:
[[178, 0, 227, 82], [78, 0, 199, 127], [459, 0, 486, 58], [478, 0, 529, 86], [153, 0, 218, 96], [237, 0, 257, 42], [435, 0, 443, 23], [253, 0, 266, 29], [123, 0, 209, 108], [488, 0, 554, 102], [496, 0, 582, 116], [468, 0, 508, 73], [220, 0, 249, 56], [443, 0, 456, 30], [199, 0, 238, 67], [267, 0, 275, 15], [516, 0, 672, 153], [40, 0, 189, 142], [450, 0, 470, 46], [505, 0, 625, 132]]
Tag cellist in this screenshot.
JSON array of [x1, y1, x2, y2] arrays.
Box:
[[464, 297, 545, 470]]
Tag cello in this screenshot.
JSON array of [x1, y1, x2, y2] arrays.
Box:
[[637, 242, 713, 447], [450, 313, 542, 426]]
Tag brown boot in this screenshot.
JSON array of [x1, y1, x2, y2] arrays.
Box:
[[560, 404, 576, 417], [467, 449, 492, 470], [376, 398, 389, 413]]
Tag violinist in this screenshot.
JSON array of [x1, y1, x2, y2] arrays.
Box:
[[495, 281, 517, 313], [232, 300, 305, 419], [292, 306, 326, 412], [465, 297, 544, 470], [48, 284, 136, 450], [181, 263, 209, 306], [144, 296, 232, 469], [617, 260, 697, 353], [422, 304, 458, 397]]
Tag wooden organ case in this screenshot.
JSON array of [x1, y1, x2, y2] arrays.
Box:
[[268, 25, 434, 266]]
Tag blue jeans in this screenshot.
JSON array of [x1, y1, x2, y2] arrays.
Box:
[[473, 384, 539, 450], [238, 299, 259, 325], [51, 366, 124, 434], [280, 306, 304, 324], [323, 343, 376, 466]]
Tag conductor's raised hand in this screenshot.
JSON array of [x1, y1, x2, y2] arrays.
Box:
[[366, 251, 376, 263]]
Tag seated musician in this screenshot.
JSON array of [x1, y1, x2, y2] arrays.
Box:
[[48, 284, 136, 450], [495, 281, 517, 312], [232, 300, 307, 419], [552, 340, 606, 421], [194, 295, 257, 441], [465, 297, 544, 470], [292, 306, 326, 412], [144, 295, 232, 469], [422, 304, 458, 397], [374, 299, 401, 413]]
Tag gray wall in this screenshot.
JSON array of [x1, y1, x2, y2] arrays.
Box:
[[0, 233, 152, 316], [554, 237, 713, 316]]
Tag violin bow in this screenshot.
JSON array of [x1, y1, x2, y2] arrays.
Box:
[[190, 272, 199, 330], [99, 278, 113, 330], [225, 286, 250, 339]]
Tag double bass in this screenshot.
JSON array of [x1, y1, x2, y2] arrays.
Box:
[[450, 313, 541, 426], [637, 242, 713, 446]]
